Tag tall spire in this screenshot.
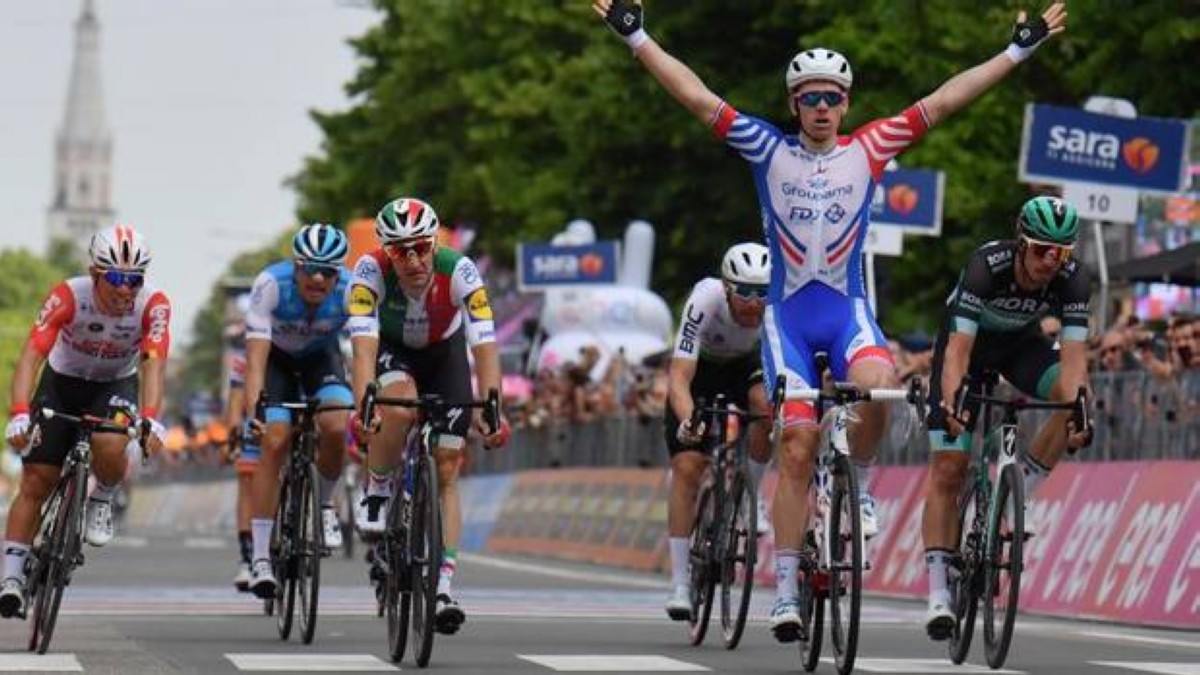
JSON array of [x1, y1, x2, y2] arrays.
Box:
[[46, 0, 115, 255]]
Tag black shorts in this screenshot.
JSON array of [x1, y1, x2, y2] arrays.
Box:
[[263, 344, 352, 423], [26, 368, 138, 467], [376, 329, 473, 439], [663, 354, 763, 457], [926, 322, 1059, 446]]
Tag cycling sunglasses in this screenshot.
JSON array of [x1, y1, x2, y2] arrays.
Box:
[[296, 261, 340, 278], [1020, 235, 1073, 263], [795, 90, 846, 108], [728, 282, 768, 300], [385, 238, 435, 259], [101, 269, 145, 289]]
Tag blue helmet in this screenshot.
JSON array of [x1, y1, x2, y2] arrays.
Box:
[[292, 224, 348, 265]]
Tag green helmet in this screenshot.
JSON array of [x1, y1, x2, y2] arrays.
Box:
[[1017, 196, 1079, 245]]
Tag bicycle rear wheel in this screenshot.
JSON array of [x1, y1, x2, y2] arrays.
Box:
[[411, 459, 442, 668], [273, 475, 296, 641], [687, 483, 716, 646], [949, 480, 983, 664], [28, 470, 81, 654], [798, 556, 825, 672], [719, 469, 756, 650], [296, 462, 323, 645], [983, 463, 1023, 669], [827, 455, 862, 675]]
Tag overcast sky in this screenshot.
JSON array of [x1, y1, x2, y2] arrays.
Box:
[[0, 0, 377, 344]]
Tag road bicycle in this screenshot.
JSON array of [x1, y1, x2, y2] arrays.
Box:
[[257, 396, 354, 645], [684, 394, 767, 650], [946, 371, 1089, 669], [24, 407, 147, 654], [773, 357, 925, 675], [360, 383, 500, 668]]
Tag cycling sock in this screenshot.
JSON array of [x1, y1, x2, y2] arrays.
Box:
[[367, 469, 394, 497], [90, 481, 120, 503], [2, 542, 30, 583], [668, 537, 690, 589], [237, 530, 253, 565], [925, 548, 953, 603], [438, 548, 458, 596], [319, 473, 338, 506], [251, 518, 273, 563], [1022, 455, 1051, 498], [853, 461, 875, 497], [774, 548, 801, 600]]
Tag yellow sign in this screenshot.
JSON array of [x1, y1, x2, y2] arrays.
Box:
[[348, 285, 377, 316], [466, 288, 493, 321]]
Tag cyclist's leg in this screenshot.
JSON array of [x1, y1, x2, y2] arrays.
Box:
[[999, 331, 1065, 502], [762, 300, 821, 640], [84, 378, 138, 546], [921, 326, 976, 638], [662, 397, 708, 617], [305, 345, 354, 548], [248, 351, 297, 593], [360, 344, 417, 534], [738, 366, 773, 533], [234, 444, 259, 588]]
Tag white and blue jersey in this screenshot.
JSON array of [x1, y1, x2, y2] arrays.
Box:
[[711, 102, 932, 418], [245, 261, 352, 357]]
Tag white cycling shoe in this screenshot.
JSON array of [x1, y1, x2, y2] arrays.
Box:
[[664, 584, 692, 622], [357, 495, 390, 538], [85, 498, 114, 547], [769, 596, 804, 643], [925, 599, 955, 641], [321, 506, 343, 550], [859, 493, 880, 539], [249, 559, 277, 600]]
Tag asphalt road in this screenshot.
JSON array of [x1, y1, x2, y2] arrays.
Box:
[[0, 528, 1194, 674]]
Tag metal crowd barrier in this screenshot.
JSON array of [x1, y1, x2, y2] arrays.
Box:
[[471, 371, 1198, 475]]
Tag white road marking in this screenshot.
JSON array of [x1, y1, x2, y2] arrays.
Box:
[[461, 552, 665, 589], [225, 653, 397, 671], [109, 535, 149, 548], [183, 537, 229, 549], [518, 655, 709, 672], [830, 658, 1025, 673], [1080, 630, 1200, 650], [0, 654, 82, 671], [1092, 664, 1200, 675]]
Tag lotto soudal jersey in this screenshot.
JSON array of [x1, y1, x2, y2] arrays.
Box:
[[30, 277, 172, 381], [944, 240, 1091, 342], [244, 261, 352, 357], [344, 248, 496, 349], [713, 102, 931, 299], [672, 278, 761, 363]]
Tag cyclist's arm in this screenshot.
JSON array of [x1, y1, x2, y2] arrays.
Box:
[[138, 354, 166, 431], [9, 342, 47, 417], [242, 338, 271, 420], [1057, 339, 1089, 400], [12, 282, 74, 414], [667, 356, 698, 422], [138, 291, 171, 420], [241, 271, 278, 419], [349, 336, 378, 410], [470, 340, 502, 403], [632, 40, 724, 126], [940, 332, 974, 411]]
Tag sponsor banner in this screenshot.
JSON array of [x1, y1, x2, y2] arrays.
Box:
[[516, 241, 620, 290], [459, 474, 515, 553], [1020, 103, 1190, 193], [870, 168, 944, 236]]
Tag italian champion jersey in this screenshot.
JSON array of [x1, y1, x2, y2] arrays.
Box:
[[344, 248, 496, 349], [30, 277, 172, 381], [713, 102, 931, 299]]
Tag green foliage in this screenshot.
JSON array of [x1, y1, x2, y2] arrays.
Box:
[[0, 247, 73, 412], [291, 0, 1198, 334]]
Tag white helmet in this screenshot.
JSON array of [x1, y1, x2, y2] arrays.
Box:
[[375, 197, 440, 243], [785, 48, 853, 92], [89, 223, 151, 271], [721, 242, 770, 285]]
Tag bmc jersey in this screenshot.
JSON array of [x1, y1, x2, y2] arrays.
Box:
[[30, 277, 172, 381], [244, 261, 352, 357], [944, 239, 1091, 343], [713, 103, 931, 299], [344, 248, 496, 349], [672, 278, 760, 363]]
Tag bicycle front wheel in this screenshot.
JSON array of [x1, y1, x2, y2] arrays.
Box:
[[799, 555, 825, 672], [411, 459, 442, 668], [296, 462, 323, 645], [29, 468, 82, 654], [949, 479, 983, 664], [687, 483, 717, 647], [719, 469, 756, 650], [827, 454, 862, 675], [273, 475, 296, 641], [983, 463, 1023, 668]]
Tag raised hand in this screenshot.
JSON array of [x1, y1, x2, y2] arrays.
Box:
[[592, 0, 648, 48], [1007, 2, 1067, 62]]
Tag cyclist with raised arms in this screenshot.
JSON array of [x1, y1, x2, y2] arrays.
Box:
[[1, 224, 169, 618], [593, 0, 1067, 641], [922, 195, 1092, 639], [664, 242, 774, 620], [243, 224, 355, 599], [348, 197, 510, 636]]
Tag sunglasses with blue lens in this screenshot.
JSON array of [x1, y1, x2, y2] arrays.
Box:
[[795, 90, 846, 108], [297, 261, 339, 278], [729, 283, 768, 300], [101, 269, 145, 289]]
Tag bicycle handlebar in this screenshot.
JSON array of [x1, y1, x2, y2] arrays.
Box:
[[953, 375, 1092, 449], [360, 382, 501, 436], [36, 407, 152, 462]]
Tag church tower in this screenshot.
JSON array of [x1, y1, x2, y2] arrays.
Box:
[[46, 0, 114, 252]]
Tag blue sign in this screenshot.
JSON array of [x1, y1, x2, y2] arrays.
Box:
[[870, 167, 944, 236], [516, 241, 620, 290], [1019, 103, 1190, 194]]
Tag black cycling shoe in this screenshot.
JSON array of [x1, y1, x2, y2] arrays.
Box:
[[434, 594, 465, 635]]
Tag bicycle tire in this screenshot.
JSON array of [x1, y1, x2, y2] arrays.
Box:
[[827, 454, 862, 675], [983, 463, 1023, 668], [799, 567, 825, 672], [719, 469, 756, 650], [296, 461, 323, 645], [341, 481, 356, 559], [411, 457, 442, 668], [387, 484, 410, 662], [948, 480, 983, 664], [687, 483, 716, 646], [273, 475, 296, 640], [28, 471, 79, 654]]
